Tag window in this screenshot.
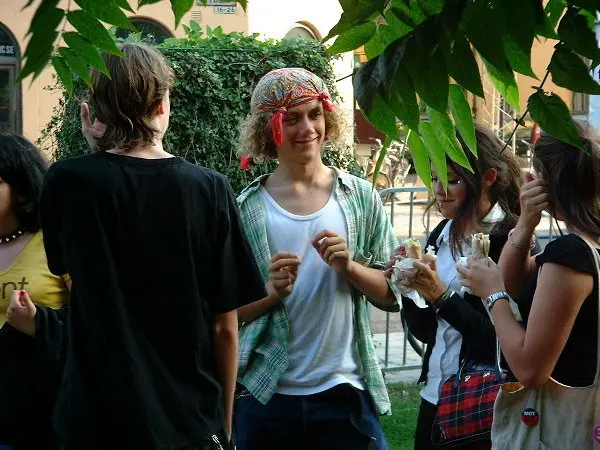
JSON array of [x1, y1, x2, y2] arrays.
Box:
[[116, 17, 174, 45], [572, 92, 589, 115], [0, 24, 21, 133], [285, 24, 317, 40]]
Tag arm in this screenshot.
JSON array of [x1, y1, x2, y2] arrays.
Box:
[[345, 261, 396, 306], [499, 173, 550, 298], [311, 185, 400, 308], [401, 296, 437, 343], [493, 263, 591, 388], [212, 311, 238, 440], [312, 229, 396, 307], [237, 292, 280, 324], [498, 226, 538, 299], [236, 252, 300, 323], [408, 257, 495, 354], [458, 258, 592, 388], [436, 292, 496, 358]]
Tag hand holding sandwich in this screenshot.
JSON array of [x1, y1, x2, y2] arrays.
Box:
[[407, 255, 448, 303]]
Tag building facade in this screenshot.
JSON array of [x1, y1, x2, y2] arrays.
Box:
[[1, 0, 354, 146]]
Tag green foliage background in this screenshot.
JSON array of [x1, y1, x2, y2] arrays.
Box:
[[41, 26, 362, 194]]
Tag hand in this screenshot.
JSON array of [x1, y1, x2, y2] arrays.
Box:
[[456, 256, 506, 299], [7, 290, 37, 336], [401, 258, 446, 303], [517, 172, 550, 233], [268, 252, 301, 300], [312, 229, 351, 275], [384, 245, 406, 278], [80, 102, 106, 150]]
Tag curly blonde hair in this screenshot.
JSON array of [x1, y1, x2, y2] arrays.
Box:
[[237, 107, 347, 161]]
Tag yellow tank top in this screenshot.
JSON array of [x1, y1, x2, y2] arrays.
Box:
[[0, 232, 69, 325]]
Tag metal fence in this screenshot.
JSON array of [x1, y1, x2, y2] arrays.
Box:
[[376, 186, 559, 373]]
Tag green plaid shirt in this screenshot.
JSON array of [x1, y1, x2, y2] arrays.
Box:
[[236, 168, 399, 415]]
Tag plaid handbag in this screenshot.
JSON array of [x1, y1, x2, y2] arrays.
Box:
[[431, 340, 507, 447]]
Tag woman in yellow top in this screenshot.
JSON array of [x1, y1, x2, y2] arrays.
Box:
[[0, 132, 70, 450]]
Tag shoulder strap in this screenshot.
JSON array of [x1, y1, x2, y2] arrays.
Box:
[[427, 219, 449, 252], [579, 238, 600, 384]]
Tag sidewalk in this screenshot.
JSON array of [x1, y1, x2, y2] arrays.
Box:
[[373, 330, 423, 384]]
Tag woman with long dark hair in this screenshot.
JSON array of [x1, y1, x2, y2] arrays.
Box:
[[459, 122, 600, 448], [387, 124, 523, 449]]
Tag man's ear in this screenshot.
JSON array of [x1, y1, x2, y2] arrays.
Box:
[[155, 101, 165, 116], [482, 168, 498, 189]]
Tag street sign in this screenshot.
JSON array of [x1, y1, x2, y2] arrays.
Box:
[[214, 5, 237, 13], [202, 0, 237, 5]]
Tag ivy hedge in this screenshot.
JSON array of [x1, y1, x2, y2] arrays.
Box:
[[41, 25, 362, 194]]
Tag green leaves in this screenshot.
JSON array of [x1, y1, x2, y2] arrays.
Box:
[[58, 47, 93, 89], [323, 0, 387, 41], [327, 22, 377, 54], [330, 0, 596, 188], [354, 57, 381, 115], [448, 85, 477, 156], [404, 19, 449, 112], [558, 8, 600, 61], [427, 106, 472, 171], [114, 0, 135, 13], [138, 0, 163, 7], [417, 0, 444, 16], [545, 0, 567, 30], [51, 56, 73, 94], [502, 0, 537, 78], [462, 0, 508, 74], [448, 34, 484, 98], [549, 46, 600, 94], [528, 91, 585, 151], [20, 2, 63, 82], [67, 11, 123, 56], [379, 38, 419, 130], [484, 59, 521, 113], [63, 32, 110, 78], [170, 0, 195, 28], [75, 0, 135, 29], [364, 25, 397, 59], [407, 131, 432, 191], [567, 0, 600, 13], [363, 94, 399, 137], [420, 121, 448, 188]]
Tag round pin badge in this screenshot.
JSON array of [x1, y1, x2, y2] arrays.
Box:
[[521, 408, 539, 426], [593, 425, 600, 444]]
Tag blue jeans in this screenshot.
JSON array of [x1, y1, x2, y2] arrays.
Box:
[[234, 383, 389, 450]]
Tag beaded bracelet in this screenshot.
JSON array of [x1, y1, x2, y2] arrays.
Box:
[[508, 228, 536, 250]]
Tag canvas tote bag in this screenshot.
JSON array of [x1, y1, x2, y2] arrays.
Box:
[[491, 237, 600, 450]]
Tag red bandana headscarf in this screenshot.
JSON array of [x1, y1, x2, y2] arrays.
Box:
[[251, 68, 334, 147], [239, 68, 334, 170]]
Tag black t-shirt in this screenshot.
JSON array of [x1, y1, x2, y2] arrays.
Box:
[[39, 152, 266, 449], [519, 234, 598, 387]]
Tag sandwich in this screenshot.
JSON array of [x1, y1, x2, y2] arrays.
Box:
[[471, 233, 490, 262], [403, 237, 423, 259]]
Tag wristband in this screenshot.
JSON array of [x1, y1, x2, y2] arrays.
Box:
[[434, 289, 454, 312], [508, 228, 536, 250]]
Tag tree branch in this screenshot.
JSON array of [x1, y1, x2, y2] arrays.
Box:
[[499, 64, 553, 155]]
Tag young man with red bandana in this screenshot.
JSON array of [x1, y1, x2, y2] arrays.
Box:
[[234, 68, 399, 450]]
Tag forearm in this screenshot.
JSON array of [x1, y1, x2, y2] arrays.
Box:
[[345, 261, 395, 305], [213, 321, 238, 439], [490, 301, 532, 382], [237, 292, 281, 323], [437, 294, 496, 352], [498, 225, 535, 298]]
